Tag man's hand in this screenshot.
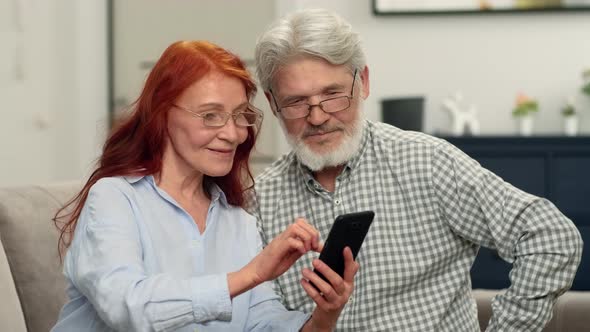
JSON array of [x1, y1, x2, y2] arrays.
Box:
[[301, 247, 359, 332]]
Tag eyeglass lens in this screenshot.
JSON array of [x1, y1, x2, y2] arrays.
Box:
[[203, 111, 260, 127]]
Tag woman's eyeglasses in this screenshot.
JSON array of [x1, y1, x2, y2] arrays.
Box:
[[172, 104, 263, 127]]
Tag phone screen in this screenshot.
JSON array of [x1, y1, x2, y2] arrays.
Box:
[[313, 210, 374, 284]]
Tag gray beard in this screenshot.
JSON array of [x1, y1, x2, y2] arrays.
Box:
[[280, 113, 365, 172]]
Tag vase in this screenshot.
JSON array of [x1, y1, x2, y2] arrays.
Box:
[[564, 116, 578, 136], [517, 116, 533, 136]]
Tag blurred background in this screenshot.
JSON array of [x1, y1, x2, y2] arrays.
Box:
[[2, 0, 590, 186]]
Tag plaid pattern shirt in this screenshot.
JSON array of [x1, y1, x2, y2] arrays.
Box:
[[246, 120, 583, 331]]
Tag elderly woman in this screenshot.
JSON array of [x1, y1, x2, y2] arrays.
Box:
[[51, 40, 357, 332]]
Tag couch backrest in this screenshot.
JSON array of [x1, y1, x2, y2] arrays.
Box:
[[0, 182, 80, 332]]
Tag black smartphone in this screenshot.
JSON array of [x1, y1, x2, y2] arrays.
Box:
[[313, 210, 375, 285]]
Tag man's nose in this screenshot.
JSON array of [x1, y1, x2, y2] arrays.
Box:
[[306, 104, 330, 126]]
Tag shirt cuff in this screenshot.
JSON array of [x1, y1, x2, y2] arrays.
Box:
[[291, 312, 313, 331], [189, 273, 232, 322]]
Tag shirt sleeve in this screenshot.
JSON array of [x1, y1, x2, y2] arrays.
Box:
[[64, 179, 232, 332], [245, 282, 311, 332], [432, 143, 583, 332], [244, 188, 290, 303], [244, 226, 311, 331], [244, 187, 271, 247]]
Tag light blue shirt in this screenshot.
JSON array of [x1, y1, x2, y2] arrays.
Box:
[[52, 176, 310, 332]]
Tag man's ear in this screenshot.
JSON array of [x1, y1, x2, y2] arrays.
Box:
[[264, 91, 279, 117], [360, 65, 370, 100]]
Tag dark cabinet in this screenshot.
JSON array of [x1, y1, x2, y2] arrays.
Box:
[[441, 136, 590, 290]]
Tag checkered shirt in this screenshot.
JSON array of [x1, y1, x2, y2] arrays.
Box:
[[246, 120, 583, 331]]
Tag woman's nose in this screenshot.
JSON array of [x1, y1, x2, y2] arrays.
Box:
[[217, 116, 242, 142]]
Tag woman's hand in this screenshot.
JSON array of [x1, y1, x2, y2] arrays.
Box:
[[229, 218, 321, 298], [301, 247, 359, 332], [251, 218, 321, 282]]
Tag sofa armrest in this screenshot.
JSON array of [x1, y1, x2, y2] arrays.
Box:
[[0, 182, 81, 332], [0, 236, 27, 332], [473, 289, 590, 332]]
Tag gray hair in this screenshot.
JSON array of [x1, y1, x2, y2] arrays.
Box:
[[255, 8, 366, 92]]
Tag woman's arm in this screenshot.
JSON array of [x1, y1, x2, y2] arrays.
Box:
[[243, 226, 358, 332], [67, 181, 234, 331], [69, 181, 324, 331], [228, 217, 322, 298]]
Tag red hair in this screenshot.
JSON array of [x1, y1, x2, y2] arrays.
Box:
[[54, 41, 259, 255]]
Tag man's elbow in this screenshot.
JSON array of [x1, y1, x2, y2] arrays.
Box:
[[571, 224, 584, 263], [561, 219, 584, 269]]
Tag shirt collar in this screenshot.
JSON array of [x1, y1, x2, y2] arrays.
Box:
[[123, 175, 144, 184], [345, 119, 370, 171], [208, 182, 228, 207], [123, 174, 228, 207]]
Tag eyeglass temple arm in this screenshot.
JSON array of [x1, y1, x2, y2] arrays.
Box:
[[268, 89, 281, 113], [350, 69, 358, 97]]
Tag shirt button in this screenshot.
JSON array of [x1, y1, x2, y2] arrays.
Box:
[[334, 199, 341, 205]]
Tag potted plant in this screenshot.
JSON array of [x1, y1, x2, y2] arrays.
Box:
[[561, 97, 578, 136], [512, 93, 538, 136], [582, 68, 590, 97]]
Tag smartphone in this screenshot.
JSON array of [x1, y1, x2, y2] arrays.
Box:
[[313, 210, 375, 285]]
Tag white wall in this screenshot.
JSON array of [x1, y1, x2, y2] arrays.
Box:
[[277, 0, 590, 137], [2, 1, 589, 186], [0, 0, 108, 187]]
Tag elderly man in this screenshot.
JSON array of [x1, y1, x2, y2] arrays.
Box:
[[247, 8, 583, 331]]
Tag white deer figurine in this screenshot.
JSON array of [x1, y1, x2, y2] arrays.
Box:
[[442, 92, 480, 136]]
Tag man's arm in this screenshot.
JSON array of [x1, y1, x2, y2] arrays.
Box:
[[243, 187, 289, 301], [432, 143, 583, 331]]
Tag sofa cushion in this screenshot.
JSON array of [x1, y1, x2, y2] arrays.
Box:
[[0, 235, 27, 332], [544, 291, 590, 332], [474, 289, 590, 331], [0, 182, 80, 332]]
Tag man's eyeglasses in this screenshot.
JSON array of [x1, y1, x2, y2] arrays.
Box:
[[172, 104, 263, 128], [269, 69, 357, 120]]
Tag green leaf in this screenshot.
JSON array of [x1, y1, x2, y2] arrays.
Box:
[[562, 105, 576, 116], [512, 100, 539, 117]]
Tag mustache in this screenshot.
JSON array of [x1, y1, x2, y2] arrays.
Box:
[[302, 124, 343, 138]]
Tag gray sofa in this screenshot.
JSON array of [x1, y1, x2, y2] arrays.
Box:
[[0, 183, 588, 331], [0, 183, 76, 332]]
